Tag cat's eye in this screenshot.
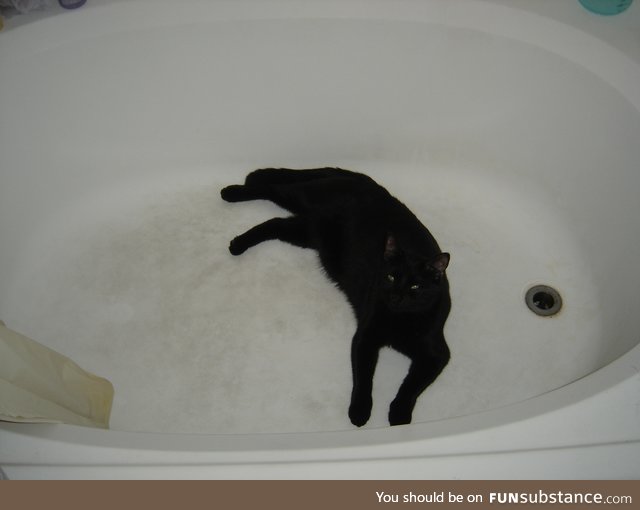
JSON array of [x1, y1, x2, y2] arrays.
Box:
[[410, 284, 420, 290], [386, 274, 395, 283]]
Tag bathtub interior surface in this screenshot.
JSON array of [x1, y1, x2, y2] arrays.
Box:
[[2, 14, 640, 434]]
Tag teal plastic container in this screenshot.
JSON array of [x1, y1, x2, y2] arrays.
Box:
[[579, 0, 634, 15]]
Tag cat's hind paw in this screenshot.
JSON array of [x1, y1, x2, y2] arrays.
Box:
[[229, 236, 248, 256], [221, 185, 247, 202]]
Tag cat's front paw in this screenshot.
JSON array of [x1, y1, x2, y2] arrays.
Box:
[[388, 399, 413, 426], [349, 397, 372, 427]]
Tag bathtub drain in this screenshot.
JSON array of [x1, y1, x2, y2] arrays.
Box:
[[525, 285, 562, 317]]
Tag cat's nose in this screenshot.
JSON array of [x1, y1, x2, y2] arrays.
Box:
[[390, 294, 404, 306]]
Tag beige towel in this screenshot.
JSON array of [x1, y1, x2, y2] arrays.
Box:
[[0, 320, 113, 428]]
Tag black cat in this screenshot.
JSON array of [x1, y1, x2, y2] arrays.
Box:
[[221, 168, 451, 426]]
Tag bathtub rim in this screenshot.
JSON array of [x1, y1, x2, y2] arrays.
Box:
[[1, 341, 638, 459], [2, 0, 640, 110]]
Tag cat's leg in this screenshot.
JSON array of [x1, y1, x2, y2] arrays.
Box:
[[221, 168, 344, 203], [222, 180, 319, 215], [388, 340, 450, 426], [220, 183, 263, 203], [229, 216, 310, 255], [245, 168, 353, 187], [223, 168, 371, 216], [348, 328, 380, 427]]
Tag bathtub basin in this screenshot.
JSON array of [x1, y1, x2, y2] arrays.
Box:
[[1, 0, 640, 478]]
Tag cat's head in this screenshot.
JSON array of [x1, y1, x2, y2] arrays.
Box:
[[380, 234, 449, 313]]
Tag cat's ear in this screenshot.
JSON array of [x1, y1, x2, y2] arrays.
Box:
[[430, 252, 450, 274], [384, 234, 398, 260]]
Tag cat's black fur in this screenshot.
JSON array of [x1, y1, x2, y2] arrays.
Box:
[[221, 168, 451, 426]]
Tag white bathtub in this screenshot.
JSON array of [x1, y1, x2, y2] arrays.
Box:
[[1, 0, 640, 478]]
